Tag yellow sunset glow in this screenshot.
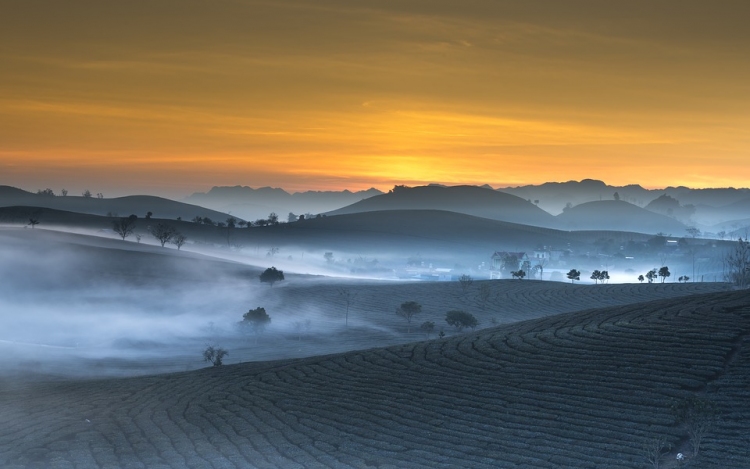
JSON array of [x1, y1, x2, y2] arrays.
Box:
[[1, 0, 749, 196]]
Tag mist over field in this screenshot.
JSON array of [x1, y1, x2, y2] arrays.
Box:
[[1, 181, 749, 469]]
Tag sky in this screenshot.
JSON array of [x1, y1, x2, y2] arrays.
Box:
[[1, 0, 749, 198]]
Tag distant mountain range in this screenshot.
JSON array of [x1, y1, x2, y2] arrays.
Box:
[[4, 179, 750, 235], [183, 186, 384, 221], [327, 185, 558, 228], [499, 179, 750, 228], [0, 185, 233, 222]]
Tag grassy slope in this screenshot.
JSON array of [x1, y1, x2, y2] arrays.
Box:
[[1, 289, 747, 468], [327, 185, 559, 228], [557, 200, 688, 235]]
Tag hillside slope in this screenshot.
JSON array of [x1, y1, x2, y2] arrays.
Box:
[[1, 290, 747, 468], [557, 200, 687, 235], [0, 185, 233, 221], [328, 185, 559, 228]]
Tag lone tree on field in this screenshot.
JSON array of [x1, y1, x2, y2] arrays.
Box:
[[671, 396, 718, 458], [646, 269, 657, 283], [240, 307, 272, 343], [567, 269, 580, 283], [396, 301, 422, 333], [112, 216, 136, 240], [203, 346, 228, 367], [638, 274, 645, 283], [338, 288, 358, 327], [724, 237, 750, 288], [27, 217, 40, 229], [420, 321, 435, 339], [260, 267, 284, 286], [149, 223, 178, 247], [172, 233, 187, 250], [445, 310, 478, 331], [658, 266, 671, 283], [458, 274, 473, 295]]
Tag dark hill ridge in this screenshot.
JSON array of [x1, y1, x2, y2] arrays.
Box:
[[183, 185, 384, 221], [1, 289, 747, 468], [328, 184, 559, 228], [0, 185, 233, 222], [557, 199, 688, 235], [231, 209, 657, 258]]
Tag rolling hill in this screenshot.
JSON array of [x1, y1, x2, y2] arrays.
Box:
[[557, 200, 688, 235], [0, 185, 233, 222], [327, 185, 559, 228], [1, 289, 746, 468], [184, 185, 384, 221]]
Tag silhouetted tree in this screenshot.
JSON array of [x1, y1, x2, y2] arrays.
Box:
[[658, 266, 671, 283], [241, 307, 271, 343], [96, 193, 103, 199], [203, 346, 228, 367], [445, 310, 478, 331], [511, 270, 526, 280], [535, 257, 549, 281], [613, 191, 620, 201], [638, 274, 645, 283], [396, 301, 421, 333], [60, 189, 68, 196], [149, 223, 178, 247], [287, 212, 298, 223], [600, 270, 609, 283], [717, 230, 726, 240], [458, 274, 473, 294], [172, 233, 187, 250], [260, 267, 284, 286], [36, 188, 55, 196], [27, 217, 40, 229], [112, 217, 136, 240], [338, 288, 357, 327], [671, 397, 718, 458], [686, 227, 700, 238], [646, 269, 658, 283], [591, 270, 602, 284], [420, 321, 435, 339], [146, 211, 153, 219], [724, 237, 750, 288], [567, 269, 580, 283], [82, 189, 92, 198], [268, 212, 279, 225]]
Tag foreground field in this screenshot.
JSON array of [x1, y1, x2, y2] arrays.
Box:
[[1, 290, 748, 468]]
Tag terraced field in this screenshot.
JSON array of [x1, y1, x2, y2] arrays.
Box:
[[1, 289, 748, 468], [257, 279, 728, 336]]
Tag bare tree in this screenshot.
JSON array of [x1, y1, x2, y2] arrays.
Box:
[[60, 188, 68, 196], [724, 237, 750, 288], [672, 397, 718, 458], [535, 257, 549, 281], [458, 274, 473, 295], [642, 436, 671, 469], [172, 233, 187, 250], [338, 288, 358, 327], [203, 346, 228, 367], [112, 217, 136, 240], [149, 223, 178, 247]]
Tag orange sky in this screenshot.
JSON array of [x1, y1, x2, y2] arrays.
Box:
[[1, 0, 749, 197]]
